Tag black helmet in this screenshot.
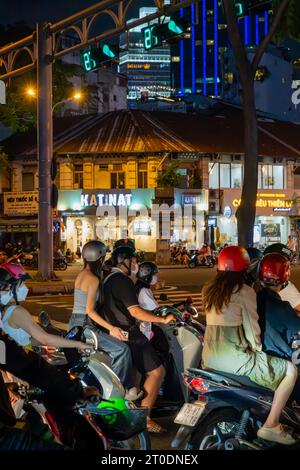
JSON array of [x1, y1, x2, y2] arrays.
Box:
[[264, 243, 293, 261], [113, 239, 135, 250], [82, 240, 107, 263], [136, 262, 158, 285], [245, 247, 263, 282], [0, 267, 13, 288], [111, 245, 136, 266]]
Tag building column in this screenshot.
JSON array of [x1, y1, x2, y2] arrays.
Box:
[[11, 163, 23, 191]]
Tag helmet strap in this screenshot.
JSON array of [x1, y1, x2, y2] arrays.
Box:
[[121, 259, 131, 276]]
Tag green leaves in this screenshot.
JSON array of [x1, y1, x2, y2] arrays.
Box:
[[156, 161, 181, 188]]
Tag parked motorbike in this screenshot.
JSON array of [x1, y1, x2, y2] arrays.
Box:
[[53, 256, 68, 271], [171, 367, 300, 450]]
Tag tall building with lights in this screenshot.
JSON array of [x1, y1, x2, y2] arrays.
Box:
[[119, 7, 172, 107], [171, 0, 271, 97]]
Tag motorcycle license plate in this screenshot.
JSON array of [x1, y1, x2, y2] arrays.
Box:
[[174, 402, 206, 427]]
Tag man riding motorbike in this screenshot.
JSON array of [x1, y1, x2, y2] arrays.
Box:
[[102, 245, 175, 433], [197, 243, 212, 265], [257, 253, 300, 362]]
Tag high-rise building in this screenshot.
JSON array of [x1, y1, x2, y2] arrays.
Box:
[[171, 0, 271, 98], [119, 7, 172, 107]]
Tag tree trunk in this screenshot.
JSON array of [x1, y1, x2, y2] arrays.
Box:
[[236, 76, 258, 247]]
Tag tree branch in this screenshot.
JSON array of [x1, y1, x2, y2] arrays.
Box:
[[251, 0, 291, 73], [223, 0, 252, 86]]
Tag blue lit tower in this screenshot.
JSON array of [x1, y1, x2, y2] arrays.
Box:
[[171, 0, 271, 97]]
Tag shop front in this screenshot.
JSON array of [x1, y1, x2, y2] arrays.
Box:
[[58, 188, 208, 255], [214, 189, 299, 247], [0, 191, 39, 249]]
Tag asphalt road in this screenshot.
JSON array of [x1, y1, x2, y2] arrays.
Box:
[[21, 264, 300, 450]]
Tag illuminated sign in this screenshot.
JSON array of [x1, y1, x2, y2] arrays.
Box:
[[128, 63, 151, 69], [81, 193, 132, 207], [223, 205, 232, 218], [232, 193, 293, 210]]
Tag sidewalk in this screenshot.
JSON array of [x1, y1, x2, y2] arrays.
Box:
[[27, 262, 189, 295]]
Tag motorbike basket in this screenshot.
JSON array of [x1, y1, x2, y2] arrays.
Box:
[[91, 407, 148, 441]]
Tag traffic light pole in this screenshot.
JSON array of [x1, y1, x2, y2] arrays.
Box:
[[37, 23, 54, 279]]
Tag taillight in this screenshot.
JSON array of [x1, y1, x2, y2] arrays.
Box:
[[184, 375, 210, 394]]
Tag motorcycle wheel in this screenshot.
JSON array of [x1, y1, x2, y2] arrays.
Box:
[[189, 261, 196, 268], [59, 261, 68, 271], [189, 408, 252, 450], [110, 431, 151, 450]]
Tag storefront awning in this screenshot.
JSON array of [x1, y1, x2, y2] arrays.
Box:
[[0, 218, 38, 232]]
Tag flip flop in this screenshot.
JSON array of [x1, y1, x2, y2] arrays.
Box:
[[146, 418, 167, 434]]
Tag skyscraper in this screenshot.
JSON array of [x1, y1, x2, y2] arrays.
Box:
[[119, 7, 172, 107], [171, 0, 271, 97]]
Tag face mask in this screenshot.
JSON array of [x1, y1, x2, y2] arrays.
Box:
[[150, 275, 158, 286], [131, 264, 139, 276], [16, 284, 29, 302], [0, 289, 13, 306]]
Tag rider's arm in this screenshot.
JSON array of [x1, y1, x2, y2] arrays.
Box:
[[128, 305, 172, 324], [240, 285, 262, 352], [86, 278, 126, 341], [9, 306, 86, 350]]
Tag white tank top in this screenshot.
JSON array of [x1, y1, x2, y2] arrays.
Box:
[[2, 305, 31, 347]]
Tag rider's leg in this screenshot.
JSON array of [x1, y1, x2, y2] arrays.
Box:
[[263, 362, 297, 428], [141, 364, 165, 411], [96, 331, 133, 389]]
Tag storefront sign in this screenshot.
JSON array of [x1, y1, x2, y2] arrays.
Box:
[[232, 193, 293, 210], [273, 207, 291, 212], [4, 191, 38, 216], [0, 224, 38, 233], [133, 221, 152, 235], [208, 217, 217, 227], [81, 192, 132, 208]]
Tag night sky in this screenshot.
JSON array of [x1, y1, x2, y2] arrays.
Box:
[[2, 0, 152, 26]]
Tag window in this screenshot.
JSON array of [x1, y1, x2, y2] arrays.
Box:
[[73, 163, 83, 189], [22, 172, 35, 191], [99, 164, 109, 171], [138, 162, 148, 188], [220, 163, 230, 188], [258, 164, 284, 189], [209, 162, 242, 189], [111, 172, 125, 189]]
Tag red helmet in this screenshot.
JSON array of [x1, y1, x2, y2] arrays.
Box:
[[259, 253, 290, 286], [218, 246, 250, 272], [1, 263, 31, 282]]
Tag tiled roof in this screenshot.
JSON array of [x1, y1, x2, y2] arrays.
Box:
[[2, 108, 300, 158]]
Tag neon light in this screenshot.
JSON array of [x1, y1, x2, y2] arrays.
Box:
[[203, 0, 207, 96], [191, 3, 196, 93], [180, 7, 184, 94], [214, 0, 218, 96], [244, 16, 249, 45], [264, 11, 269, 36], [255, 15, 259, 45]]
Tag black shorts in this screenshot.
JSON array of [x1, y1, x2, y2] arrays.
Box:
[[127, 326, 162, 374]]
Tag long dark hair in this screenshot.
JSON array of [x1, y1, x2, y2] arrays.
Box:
[[84, 258, 103, 281], [202, 271, 246, 314]]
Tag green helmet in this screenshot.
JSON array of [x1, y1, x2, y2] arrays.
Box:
[[96, 397, 129, 426]]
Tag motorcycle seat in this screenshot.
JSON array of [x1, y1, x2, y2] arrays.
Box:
[[187, 368, 272, 395]]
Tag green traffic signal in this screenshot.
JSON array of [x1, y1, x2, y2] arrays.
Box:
[[142, 18, 188, 50], [167, 19, 184, 35], [102, 44, 117, 59], [80, 44, 119, 72]]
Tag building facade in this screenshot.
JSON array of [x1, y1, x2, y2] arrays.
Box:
[[171, 0, 271, 97], [119, 7, 172, 106]]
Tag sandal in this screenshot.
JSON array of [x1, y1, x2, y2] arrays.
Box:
[[146, 418, 167, 434]]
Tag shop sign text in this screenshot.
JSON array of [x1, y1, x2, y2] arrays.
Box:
[[232, 197, 292, 210], [81, 193, 132, 208]]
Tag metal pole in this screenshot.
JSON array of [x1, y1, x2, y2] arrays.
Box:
[[37, 23, 53, 279]]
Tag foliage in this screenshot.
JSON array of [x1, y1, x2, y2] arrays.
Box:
[[0, 147, 8, 174], [0, 23, 82, 133], [156, 161, 181, 188], [273, 0, 300, 43]]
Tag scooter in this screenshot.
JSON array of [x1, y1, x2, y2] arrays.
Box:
[[188, 254, 216, 268], [171, 367, 300, 450], [19, 325, 150, 450]]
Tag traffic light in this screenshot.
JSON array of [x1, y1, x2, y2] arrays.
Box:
[[142, 18, 189, 51], [234, 1, 248, 18], [80, 44, 119, 72]]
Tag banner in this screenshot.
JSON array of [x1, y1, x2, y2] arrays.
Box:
[[4, 191, 38, 216]]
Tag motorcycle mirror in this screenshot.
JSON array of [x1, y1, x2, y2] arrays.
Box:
[[159, 293, 168, 301], [38, 310, 50, 328], [83, 328, 98, 351]]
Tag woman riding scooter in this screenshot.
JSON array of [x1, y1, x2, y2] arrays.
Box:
[[201, 245, 298, 445]]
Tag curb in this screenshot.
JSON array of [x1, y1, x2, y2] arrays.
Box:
[[27, 283, 74, 296]]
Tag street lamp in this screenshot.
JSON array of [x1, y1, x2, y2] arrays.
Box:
[[52, 91, 83, 112], [25, 87, 36, 97]]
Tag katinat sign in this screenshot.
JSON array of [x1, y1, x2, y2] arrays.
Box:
[[4, 191, 38, 216]]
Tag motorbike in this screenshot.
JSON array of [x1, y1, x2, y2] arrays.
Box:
[[188, 254, 216, 268], [19, 323, 150, 450], [171, 366, 300, 450], [53, 256, 68, 271], [12, 380, 149, 451]]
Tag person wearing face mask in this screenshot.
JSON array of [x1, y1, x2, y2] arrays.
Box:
[[0, 264, 88, 352], [102, 246, 175, 433], [135, 262, 159, 340]]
